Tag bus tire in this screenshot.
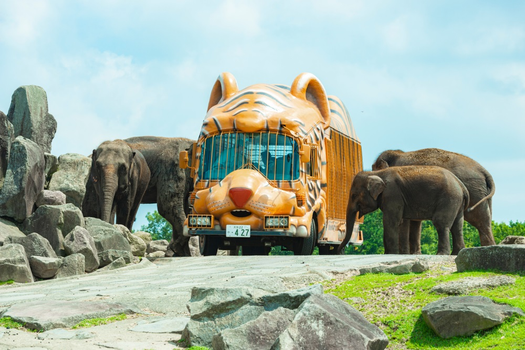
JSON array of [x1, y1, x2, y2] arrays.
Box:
[[242, 245, 269, 255], [318, 244, 342, 255], [293, 220, 316, 255], [200, 236, 219, 256]]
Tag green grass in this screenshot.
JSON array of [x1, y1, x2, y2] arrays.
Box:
[[71, 313, 127, 329], [0, 317, 26, 330], [0, 280, 14, 286], [325, 265, 525, 349]]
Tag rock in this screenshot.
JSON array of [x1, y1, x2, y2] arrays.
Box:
[[63, 226, 99, 272], [47, 153, 91, 208], [0, 136, 45, 222], [22, 203, 84, 256], [189, 236, 201, 257], [0, 243, 34, 283], [273, 294, 389, 350], [456, 246, 525, 273], [213, 307, 295, 350], [104, 256, 127, 270], [37, 328, 94, 340], [7, 85, 57, 153], [85, 217, 131, 254], [130, 317, 190, 334], [116, 224, 147, 257], [147, 239, 169, 254], [5, 232, 58, 259], [29, 256, 62, 279], [431, 276, 516, 295], [260, 284, 323, 311], [0, 217, 25, 246], [422, 296, 524, 339], [36, 190, 66, 206], [2, 300, 137, 331], [500, 235, 525, 245], [133, 231, 152, 245], [0, 110, 14, 189], [359, 258, 429, 275], [44, 152, 58, 187], [146, 251, 166, 259], [56, 253, 85, 278], [98, 249, 133, 267]]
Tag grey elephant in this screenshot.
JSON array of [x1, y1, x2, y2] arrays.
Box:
[[342, 166, 469, 255], [372, 148, 496, 252], [83, 140, 150, 230]]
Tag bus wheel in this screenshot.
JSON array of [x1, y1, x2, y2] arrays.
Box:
[[242, 246, 269, 256], [200, 236, 219, 256], [293, 220, 316, 255], [318, 244, 341, 255]]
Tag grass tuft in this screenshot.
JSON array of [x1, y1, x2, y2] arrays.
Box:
[[71, 313, 127, 329]]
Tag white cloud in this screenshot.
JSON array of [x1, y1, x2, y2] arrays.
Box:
[[456, 26, 525, 56], [383, 17, 409, 52], [205, 0, 262, 37]]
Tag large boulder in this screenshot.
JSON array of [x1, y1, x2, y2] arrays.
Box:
[[0, 136, 45, 222], [47, 153, 91, 208], [56, 253, 85, 278], [22, 203, 84, 256], [456, 246, 525, 273], [63, 226, 99, 272], [84, 218, 132, 267], [147, 239, 169, 254], [0, 110, 14, 189], [0, 217, 26, 246], [36, 190, 67, 207], [44, 153, 58, 187], [431, 276, 516, 295], [116, 224, 147, 257], [29, 256, 62, 279], [0, 243, 34, 283], [5, 232, 57, 259], [7, 85, 57, 153], [422, 296, 524, 339], [500, 235, 525, 245]]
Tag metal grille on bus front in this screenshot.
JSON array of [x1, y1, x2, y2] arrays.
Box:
[[326, 129, 363, 221]]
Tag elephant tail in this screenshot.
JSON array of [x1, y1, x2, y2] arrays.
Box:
[[466, 171, 496, 213]]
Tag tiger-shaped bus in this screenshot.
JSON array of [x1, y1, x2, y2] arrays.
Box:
[[179, 72, 363, 255]]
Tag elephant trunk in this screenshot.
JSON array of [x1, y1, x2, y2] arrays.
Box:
[[100, 168, 118, 224], [339, 207, 358, 254]]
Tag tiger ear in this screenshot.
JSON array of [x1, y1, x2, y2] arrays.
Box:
[[207, 72, 239, 111], [290, 73, 331, 127]]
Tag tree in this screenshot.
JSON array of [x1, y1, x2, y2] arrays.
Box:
[[140, 211, 172, 241]]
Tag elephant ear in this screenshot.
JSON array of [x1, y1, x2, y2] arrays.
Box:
[[367, 175, 386, 200], [207, 72, 239, 111], [290, 73, 331, 128]]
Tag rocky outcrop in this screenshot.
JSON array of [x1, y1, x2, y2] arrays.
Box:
[[7, 85, 57, 153], [29, 256, 62, 279], [0, 110, 14, 189], [44, 153, 58, 187], [84, 218, 132, 267], [63, 226, 100, 272], [358, 258, 429, 275], [5, 232, 58, 259], [431, 276, 516, 295], [422, 296, 524, 339], [23, 203, 84, 256], [182, 284, 388, 349], [36, 190, 67, 207], [0, 217, 26, 246], [0, 136, 45, 222], [0, 243, 34, 283], [456, 245, 525, 273], [116, 224, 147, 257], [47, 153, 91, 208], [147, 239, 169, 255], [56, 253, 85, 278], [500, 235, 525, 245]]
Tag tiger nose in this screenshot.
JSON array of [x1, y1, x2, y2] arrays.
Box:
[[229, 187, 254, 208]]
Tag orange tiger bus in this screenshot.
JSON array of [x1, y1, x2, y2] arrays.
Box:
[[179, 72, 363, 255]]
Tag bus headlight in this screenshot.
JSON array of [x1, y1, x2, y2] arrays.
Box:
[[187, 214, 214, 229], [264, 216, 290, 229]]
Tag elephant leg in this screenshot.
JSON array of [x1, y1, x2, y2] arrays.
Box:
[[432, 221, 451, 255], [115, 200, 130, 228], [398, 220, 410, 254], [383, 213, 401, 254], [464, 201, 496, 246], [451, 211, 466, 255], [409, 220, 422, 254]]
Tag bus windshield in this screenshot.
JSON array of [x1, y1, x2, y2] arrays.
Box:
[[199, 132, 300, 181]]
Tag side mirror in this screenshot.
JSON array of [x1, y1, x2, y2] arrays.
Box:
[[300, 143, 311, 163], [179, 151, 189, 169]]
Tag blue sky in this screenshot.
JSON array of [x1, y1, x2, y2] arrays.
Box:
[[1, 0, 524, 227]]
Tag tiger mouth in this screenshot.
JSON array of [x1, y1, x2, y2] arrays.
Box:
[[231, 209, 252, 218]]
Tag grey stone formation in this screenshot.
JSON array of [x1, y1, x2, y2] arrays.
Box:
[[456, 245, 525, 273], [48, 153, 91, 208], [56, 253, 85, 278], [182, 284, 387, 349], [84, 218, 132, 267], [0, 110, 14, 189], [36, 189, 67, 207], [133, 231, 152, 245], [0, 136, 45, 222], [0, 217, 26, 246], [97, 249, 133, 267], [23, 203, 84, 256], [147, 239, 169, 254], [422, 296, 524, 339], [63, 226, 100, 272], [7, 85, 57, 153], [5, 232, 58, 260], [500, 235, 525, 245], [29, 256, 63, 279], [44, 152, 58, 187], [431, 276, 516, 295], [130, 317, 190, 334], [358, 258, 430, 275], [115, 224, 147, 257], [0, 243, 34, 283]]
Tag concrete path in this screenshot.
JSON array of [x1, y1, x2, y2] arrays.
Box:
[[0, 254, 452, 349]]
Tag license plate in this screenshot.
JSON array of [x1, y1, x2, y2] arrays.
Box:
[[226, 225, 251, 238]]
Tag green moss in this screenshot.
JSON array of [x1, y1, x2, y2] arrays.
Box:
[[71, 313, 127, 329], [0, 317, 25, 329], [326, 266, 525, 349], [0, 280, 14, 286]]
